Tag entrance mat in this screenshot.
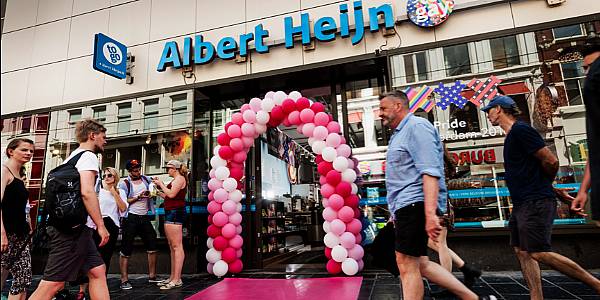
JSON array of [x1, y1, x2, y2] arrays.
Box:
[[186, 277, 363, 300]]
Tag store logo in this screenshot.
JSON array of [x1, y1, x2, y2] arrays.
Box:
[[93, 33, 127, 79], [103, 42, 123, 65], [407, 0, 455, 28]]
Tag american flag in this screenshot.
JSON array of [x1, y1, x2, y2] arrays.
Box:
[[466, 75, 502, 106], [435, 80, 467, 110]]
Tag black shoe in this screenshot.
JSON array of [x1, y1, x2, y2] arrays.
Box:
[[460, 263, 482, 288], [53, 289, 71, 300]]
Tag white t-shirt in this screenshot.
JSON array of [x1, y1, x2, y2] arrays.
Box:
[[62, 148, 100, 229], [127, 181, 152, 215], [98, 188, 128, 227]]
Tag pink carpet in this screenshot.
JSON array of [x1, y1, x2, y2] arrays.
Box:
[[186, 277, 363, 300]]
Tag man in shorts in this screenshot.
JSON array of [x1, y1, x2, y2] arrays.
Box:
[[30, 119, 110, 300], [380, 91, 494, 300], [482, 95, 600, 299]]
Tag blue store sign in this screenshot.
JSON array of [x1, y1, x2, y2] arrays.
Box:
[[93, 33, 127, 79]]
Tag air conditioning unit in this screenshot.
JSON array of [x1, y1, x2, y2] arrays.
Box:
[[546, 0, 565, 6], [182, 66, 193, 78]]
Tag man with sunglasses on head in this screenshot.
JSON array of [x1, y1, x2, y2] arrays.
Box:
[[117, 160, 160, 290]]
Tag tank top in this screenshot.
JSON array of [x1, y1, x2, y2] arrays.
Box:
[[1, 166, 29, 236], [163, 181, 186, 210]]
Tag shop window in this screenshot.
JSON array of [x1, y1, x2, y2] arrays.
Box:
[[561, 61, 585, 106], [35, 114, 49, 132], [553, 24, 584, 40], [101, 148, 116, 169], [348, 121, 365, 148], [21, 116, 32, 134], [171, 94, 188, 127], [404, 52, 429, 83], [449, 102, 481, 135], [117, 103, 132, 134], [144, 143, 162, 175], [144, 99, 159, 131], [92, 106, 106, 122], [443, 44, 472, 76], [118, 145, 142, 177], [2, 118, 15, 134], [490, 36, 521, 69], [68, 109, 82, 124]]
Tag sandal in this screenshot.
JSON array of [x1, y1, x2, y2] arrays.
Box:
[[156, 279, 171, 286], [159, 280, 183, 290]]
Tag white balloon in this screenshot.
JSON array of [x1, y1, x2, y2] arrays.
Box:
[[333, 156, 349, 172], [273, 91, 287, 105], [311, 141, 326, 155], [215, 166, 230, 181], [322, 147, 337, 162], [206, 237, 214, 248], [323, 221, 331, 233], [323, 232, 341, 248], [331, 245, 348, 263], [210, 156, 227, 168], [261, 97, 276, 112], [213, 260, 229, 277], [264, 91, 275, 99], [342, 169, 357, 183], [229, 190, 243, 202], [206, 248, 222, 264], [254, 123, 267, 135], [289, 91, 302, 100], [213, 145, 221, 157], [307, 137, 316, 146], [351, 183, 358, 194], [242, 110, 256, 123], [222, 178, 238, 192], [342, 258, 359, 275], [255, 110, 270, 125]]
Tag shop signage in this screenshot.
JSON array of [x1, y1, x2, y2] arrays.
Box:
[[93, 33, 127, 79], [407, 0, 455, 27], [449, 146, 504, 166], [157, 1, 395, 72]]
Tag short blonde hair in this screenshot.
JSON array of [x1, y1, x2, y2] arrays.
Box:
[[75, 118, 106, 143], [103, 167, 120, 183]]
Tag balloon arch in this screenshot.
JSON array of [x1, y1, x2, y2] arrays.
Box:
[[205, 91, 364, 277]]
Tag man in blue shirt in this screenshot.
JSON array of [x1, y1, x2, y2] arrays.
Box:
[[380, 91, 492, 300], [483, 95, 600, 298]]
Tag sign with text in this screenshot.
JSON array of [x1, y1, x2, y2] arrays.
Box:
[[93, 33, 127, 79]]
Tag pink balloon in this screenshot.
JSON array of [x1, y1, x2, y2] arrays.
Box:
[[336, 144, 352, 158], [214, 189, 229, 203], [240, 103, 251, 112], [227, 124, 242, 138], [232, 151, 247, 163], [338, 206, 354, 223], [336, 182, 352, 197], [329, 219, 346, 235], [313, 126, 329, 140], [229, 235, 244, 249], [314, 112, 330, 126], [328, 194, 344, 210], [242, 110, 256, 123], [230, 138, 244, 152], [236, 249, 243, 258], [340, 136, 347, 145], [321, 184, 335, 198], [213, 212, 229, 227], [358, 259, 364, 271], [229, 212, 242, 225], [353, 207, 361, 219], [249, 98, 262, 111], [319, 176, 327, 185], [242, 136, 254, 148], [347, 158, 355, 170], [208, 191, 214, 201], [222, 200, 237, 215], [327, 121, 341, 134], [322, 198, 329, 207], [236, 225, 242, 234], [347, 219, 362, 234], [231, 112, 244, 125], [241, 123, 255, 137], [297, 124, 304, 135], [296, 97, 311, 110], [326, 133, 341, 147], [355, 233, 362, 244], [326, 170, 342, 186], [209, 169, 216, 178], [348, 245, 364, 260], [207, 263, 214, 274], [282, 118, 291, 127], [340, 232, 356, 249], [208, 178, 222, 191], [288, 111, 301, 125], [229, 259, 243, 273], [300, 108, 315, 123], [222, 223, 237, 239], [322, 207, 338, 222], [222, 247, 237, 263], [207, 201, 222, 215], [301, 123, 315, 137]]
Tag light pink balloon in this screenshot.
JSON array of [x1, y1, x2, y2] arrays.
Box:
[[346, 219, 362, 235], [340, 232, 356, 249], [213, 212, 229, 227], [214, 188, 229, 203], [227, 124, 242, 138], [242, 110, 256, 123], [207, 201, 222, 215], [249, 98, 262, 111], [358, 259, 364, 271], [347, 158, 355, 170], [348, 245, 364, 260], [322, 198, 329, 207], [232, 151, 247, 163], [321, 184, 335, 198], [209, 169, 216, 178], [328, 194, 344, 210], [240, 104, 251, 113], [300, 108, 315, 123], [242, 136, 254, 148], [297, 124, 304, 135], [222, 223, 237, 239], [313, 126, 329, 140], [288, 111, 301, 125], [241, 123, 255, 137], [222, 200, 237, 215], [229, 212, 242, 225], [230, 138, 244, 152], [330, 219, 346, 235], [340, 136, 347, 145], [208, 178, 222, 191], [322, 207, 338, 222], [336, 144, 352, 158], [314, 112, 329, 126], [302, 123, 315, 137], [338, 206, 354, 222], [207, 263, 214, 274], [229, 235, 243, 249], [327, 121, 341, 133], [231, 112, 244, 125], [237, 249, 243, 258], [326, 133, 342, 147], [236, 225, 242, 234]]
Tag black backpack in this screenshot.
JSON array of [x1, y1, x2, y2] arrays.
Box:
[[45, 150, 92, 233]]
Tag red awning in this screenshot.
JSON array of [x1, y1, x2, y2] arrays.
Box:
[[460, 82, 530, 100]]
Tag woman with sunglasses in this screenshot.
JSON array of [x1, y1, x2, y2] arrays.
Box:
[[152, 160, 188, 290]]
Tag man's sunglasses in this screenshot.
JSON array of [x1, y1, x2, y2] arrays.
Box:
[[102, 173, 114, 179]]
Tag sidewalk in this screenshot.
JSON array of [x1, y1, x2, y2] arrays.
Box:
[[2, 269, 598, 299]]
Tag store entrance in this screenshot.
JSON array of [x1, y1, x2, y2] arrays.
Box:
[[192, 56, 389, 272]]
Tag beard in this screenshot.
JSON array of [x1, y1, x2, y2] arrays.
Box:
[[93, 144, 104, 154]]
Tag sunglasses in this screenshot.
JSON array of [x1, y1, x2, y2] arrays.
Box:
[[102, 173, 114, 179]]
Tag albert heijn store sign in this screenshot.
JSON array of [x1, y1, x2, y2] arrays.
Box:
[[156, 0, 455, 72]]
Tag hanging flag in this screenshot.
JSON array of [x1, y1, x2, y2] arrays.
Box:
[[466, 75, 502, 106], [404, 86, 435, 113], [434, 80, 467, 110]]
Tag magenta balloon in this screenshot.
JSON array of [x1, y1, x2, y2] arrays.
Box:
[[300, 108, 315, 123], [355, 233, 362, 244], [336, 144, 352, 158], [346, 218, 362, 234], [288, 111, 301, 125], [222, 247, 237, 263], [326, 133, 342, 147], [227, 124, 242, 138], [313, 126, 329, 140], [229, 212, 242, 225], [242, 136, 254, 148], [328, 194, 344, 210], [338, 206, 354, 223], [221, 223, 237, 239], [321, 184, 335, 198], [314, 112, 329, 126], [222, 200, 237, 215], [214, 188, 229, 203], [230, 138, 244, 152], [207, 201, 222, 215], [241, 123, 255, 137], [348, 245, 364, 260], [231, 112, 244, 125], [329, 219, 346, 235], [327, 121, 341, 133], [322, 207, 338, 222], [229, 235, 244, 249], [301, 123, 315, 137], [340, 232, 356, 249], [213, 212, 229, 227], [232, 151, 247, 163]]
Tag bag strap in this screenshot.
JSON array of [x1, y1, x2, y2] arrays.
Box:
[[124, 178, 132, 197], [65, 150, 92, 167]]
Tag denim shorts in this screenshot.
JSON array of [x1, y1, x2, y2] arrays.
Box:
[[165, 208, 186, 225]]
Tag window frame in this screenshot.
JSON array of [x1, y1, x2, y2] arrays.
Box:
[[552, 24, 585, 41], [117, 103, 132, 135], [143, 98, 160, 132], [560, 60, 586, 106]]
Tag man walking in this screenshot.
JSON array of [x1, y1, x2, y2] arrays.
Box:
[[118, 160, 160, 289], [380, 90, 494, 300], [30, 119, 110, 300], [482, 95, 600, 299]]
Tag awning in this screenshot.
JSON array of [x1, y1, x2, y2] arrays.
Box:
[[460, 82, 530, 99]]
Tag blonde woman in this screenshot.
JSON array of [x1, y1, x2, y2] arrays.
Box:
[[152, 160, 187, 290]]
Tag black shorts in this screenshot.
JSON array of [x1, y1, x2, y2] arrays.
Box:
[[120, 214, 157, 257], [393, 202, 428, 257], [509, 198, 556, 252], [43, 226, 104, 282]]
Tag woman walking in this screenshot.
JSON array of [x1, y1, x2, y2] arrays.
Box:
[[153, 160, 187, 290], [1, 138, 35, 300]]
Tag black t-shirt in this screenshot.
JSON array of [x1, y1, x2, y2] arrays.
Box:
[[504, 121, 555, 206], [584, 58, 600, 220]]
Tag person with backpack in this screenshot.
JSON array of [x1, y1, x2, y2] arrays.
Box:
[[1, 138, 35, 300], [30, 118, 110, 300], [118, 159, 160, 290]]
